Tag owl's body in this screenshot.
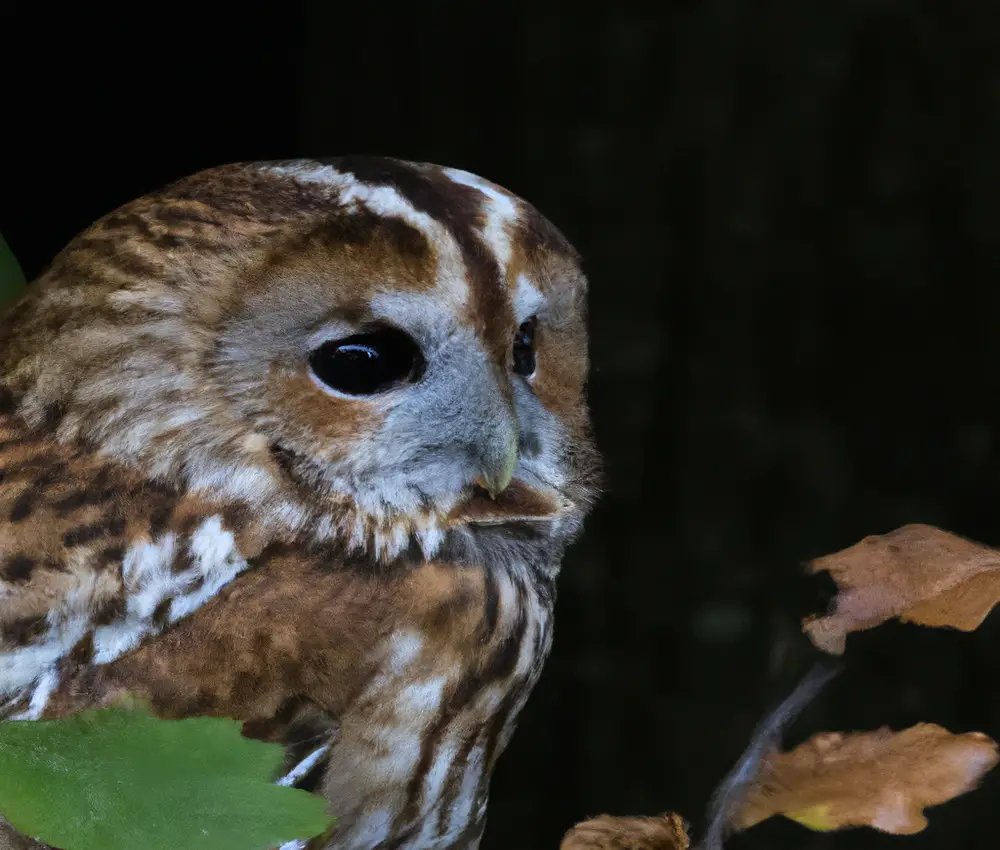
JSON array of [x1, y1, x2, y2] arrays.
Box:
[[0, 158, 597, 849]]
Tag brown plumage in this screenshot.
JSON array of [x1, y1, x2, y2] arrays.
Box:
[[0, 157, 599, 849]]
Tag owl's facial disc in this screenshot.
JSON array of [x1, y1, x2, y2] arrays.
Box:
[[286, 297, 565, 523], [303, 320, 522, 506], [217, 258, 576, 545]]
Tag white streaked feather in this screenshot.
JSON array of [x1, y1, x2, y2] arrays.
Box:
[[277, 744, 332, 787]]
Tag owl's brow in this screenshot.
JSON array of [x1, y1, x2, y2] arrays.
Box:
[[326, 157, 516, 363]]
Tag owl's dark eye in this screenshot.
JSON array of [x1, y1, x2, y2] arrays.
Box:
[[512, 318, 537, 377], [309, 328, 425, 396]]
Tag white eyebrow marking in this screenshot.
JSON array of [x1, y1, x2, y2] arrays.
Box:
[[514, 273, 545, 323], [264, 162, 356, 190], [264, 160, 470, 304], [442, 167, 519, 270], [277, 744, 331, 787], [265, 162, 440, 236]]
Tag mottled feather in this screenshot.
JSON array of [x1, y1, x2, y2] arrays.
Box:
[[0, 157, 598, 849]]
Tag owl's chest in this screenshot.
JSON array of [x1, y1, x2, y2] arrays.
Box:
[[316, 568, 554, 850], [5, 531, 557, 850]]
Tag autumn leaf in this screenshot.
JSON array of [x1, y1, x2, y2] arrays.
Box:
[[729, 723, 998, 835], [802, 523, 1000, 654], [553, 524, 1000, 849], [560, 813, 690, 850]]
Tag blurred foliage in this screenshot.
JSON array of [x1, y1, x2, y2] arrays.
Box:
[[0, 706, 332, 850]]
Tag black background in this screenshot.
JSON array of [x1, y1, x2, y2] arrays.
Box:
[[4, 3, 1000, 848]]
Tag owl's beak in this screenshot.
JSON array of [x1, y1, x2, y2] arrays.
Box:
[[474, 418, 519, 499], [451, 407, 568, 527]]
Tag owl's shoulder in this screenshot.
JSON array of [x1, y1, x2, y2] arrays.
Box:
[[0, 411, 266, 718]]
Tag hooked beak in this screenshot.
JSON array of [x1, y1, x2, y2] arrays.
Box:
[[448, 395, 568, 527], [473, 415, 519, 499]]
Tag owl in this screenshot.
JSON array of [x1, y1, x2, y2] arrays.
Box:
[[0, 157, 599, 849]]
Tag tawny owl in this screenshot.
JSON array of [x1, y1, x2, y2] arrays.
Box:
[[0, 157, 599, 849]]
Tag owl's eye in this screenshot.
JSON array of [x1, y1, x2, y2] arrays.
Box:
[[309, 328, 425, 396], [512, 318, 537, 377]]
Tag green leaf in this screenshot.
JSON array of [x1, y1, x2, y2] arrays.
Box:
[[0, 707, 333, 850], [0, 232, 26, 306]]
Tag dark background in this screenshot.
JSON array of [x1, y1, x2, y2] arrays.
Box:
[[4, 3, 1000, 848]]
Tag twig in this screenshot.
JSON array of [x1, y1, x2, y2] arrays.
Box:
[[694, 661, 841, 850]]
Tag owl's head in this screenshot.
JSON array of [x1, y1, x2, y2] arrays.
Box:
[[0, 158, 599, 566]]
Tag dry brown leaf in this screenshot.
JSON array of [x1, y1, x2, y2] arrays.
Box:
[[802, 523, 1000, 654], [730, 723, 998, 835], [560, 814, 690, 850]]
